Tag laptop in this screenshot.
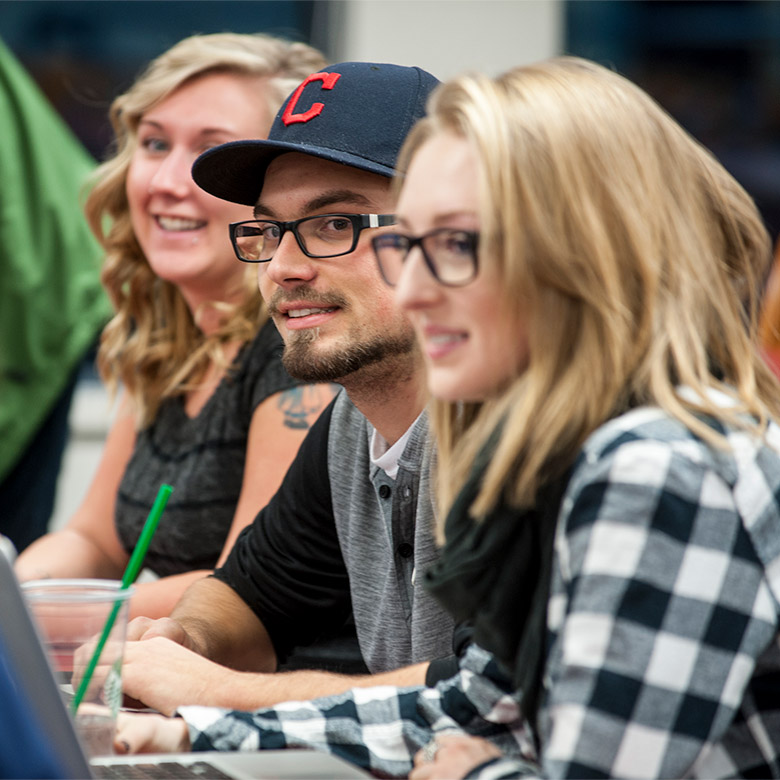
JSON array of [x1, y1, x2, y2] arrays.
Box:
[[0, 537, 368, 779]]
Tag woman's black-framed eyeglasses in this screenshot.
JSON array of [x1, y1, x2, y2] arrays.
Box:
[[229, 213, 396, 263], [372, 228, 479, 287]]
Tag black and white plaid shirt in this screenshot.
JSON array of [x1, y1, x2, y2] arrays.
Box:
[[180, 401, 780, 779]]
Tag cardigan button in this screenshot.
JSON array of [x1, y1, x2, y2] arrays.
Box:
[[397, 542, 413, 558], [378, 484, 392, 499]]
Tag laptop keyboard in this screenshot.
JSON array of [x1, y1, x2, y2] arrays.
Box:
[[93, 761, 233, 779]]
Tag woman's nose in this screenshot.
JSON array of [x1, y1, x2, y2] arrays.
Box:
[[147, 149, 192, 198], [394, 247, 441, 311]]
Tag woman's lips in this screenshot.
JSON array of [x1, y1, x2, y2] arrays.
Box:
[[421, 325, 467, 360], [154, 215, 207, 231]]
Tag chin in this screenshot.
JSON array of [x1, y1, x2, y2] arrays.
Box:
[[430, 381, 475, 403], [429, 374, 494, 403]]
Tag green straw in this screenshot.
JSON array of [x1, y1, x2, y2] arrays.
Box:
[[70, 483, 173, 714]]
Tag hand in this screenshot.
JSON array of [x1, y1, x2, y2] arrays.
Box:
[[410, 735, 502, 780], [121, 636, 238, 715], [126, 616, 193, 647], [72, 634, 125, 704], [114, 711, 190, 754]]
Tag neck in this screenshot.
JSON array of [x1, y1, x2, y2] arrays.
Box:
[[342, 357, 427, 445], [179, 287, 246, 337]]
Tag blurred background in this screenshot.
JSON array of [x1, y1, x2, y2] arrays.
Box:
[[5, 0, 780, 232], [3, 0, 779, 528]]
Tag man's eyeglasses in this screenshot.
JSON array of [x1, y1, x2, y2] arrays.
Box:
[[229, 213, 396, 263], [372, 228, 479, 287]]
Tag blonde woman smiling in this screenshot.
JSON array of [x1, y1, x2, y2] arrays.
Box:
[[16, 34, 334, 619], [384, 57, 780, 779]]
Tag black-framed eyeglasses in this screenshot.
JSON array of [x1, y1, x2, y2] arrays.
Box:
[[229, 213, 396, 263], [372, 228, 479, 287]]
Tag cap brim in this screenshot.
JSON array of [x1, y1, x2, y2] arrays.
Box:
[[192, 139, 397, 207]]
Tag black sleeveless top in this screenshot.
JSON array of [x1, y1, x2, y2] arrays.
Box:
[[115, 320, 298, 576]]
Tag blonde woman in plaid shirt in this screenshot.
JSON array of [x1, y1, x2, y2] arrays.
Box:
[[387, 56, 780, 778]]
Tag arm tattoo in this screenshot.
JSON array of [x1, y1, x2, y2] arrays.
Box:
[[277, 385, 335, 430]]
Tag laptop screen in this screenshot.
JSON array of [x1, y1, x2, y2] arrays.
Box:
[[0, 549, 93, 779]]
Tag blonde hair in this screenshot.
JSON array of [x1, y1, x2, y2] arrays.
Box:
[[759, 242, 780, 351], [400, 56, 780, 521], [86, 33, 327, 426]]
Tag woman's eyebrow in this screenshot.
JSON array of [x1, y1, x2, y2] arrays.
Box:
[[395, 210, 478, 229], [138, 118, 238, 137]]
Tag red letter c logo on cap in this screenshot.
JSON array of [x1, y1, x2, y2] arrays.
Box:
[[282, 72, 342, 126]]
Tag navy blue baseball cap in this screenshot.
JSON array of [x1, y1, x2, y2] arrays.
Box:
[[192, 61, 440, 206]]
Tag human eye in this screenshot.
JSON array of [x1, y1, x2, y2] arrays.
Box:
[[320, 215, 353, 234], [305, 215, 354, 246], [261, 223, 281, 241], [441, 230, 474, 255], [139, 135, 169, 154], [447, 231, 471, 255], [242, 221, 281, 242], [234, 221, 279, 241], [376, 233, 409, 252]]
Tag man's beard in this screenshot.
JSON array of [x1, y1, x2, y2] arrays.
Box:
[[281, 325, 416, 384], [268, 284, 416, 384]]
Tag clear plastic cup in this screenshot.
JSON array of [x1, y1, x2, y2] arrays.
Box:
[[22, 579, 133, 757]]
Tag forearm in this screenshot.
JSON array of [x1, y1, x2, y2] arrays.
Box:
[[129, 571, 213, 621], [170, 576, 276, 671], [15, 529, 124, 581], [179, 646, 526, 776], [206, 661, 430, 711]]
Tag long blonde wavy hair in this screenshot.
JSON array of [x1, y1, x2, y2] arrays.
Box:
[[86, 33, 326, 427], [398, 56, 780, 523]]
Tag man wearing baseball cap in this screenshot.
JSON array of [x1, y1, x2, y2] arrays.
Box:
[[120, 62, 465, 715]]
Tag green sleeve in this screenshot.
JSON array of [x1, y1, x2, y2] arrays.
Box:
[[0, 38, 112, 481]]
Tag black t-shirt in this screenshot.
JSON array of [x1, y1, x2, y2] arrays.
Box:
[[215, 397, 463, 682], [214, 399, 354, 662], [115, 320, 297, 576]]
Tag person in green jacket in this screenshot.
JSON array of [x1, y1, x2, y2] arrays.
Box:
[[0, 38, 112, 552]]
